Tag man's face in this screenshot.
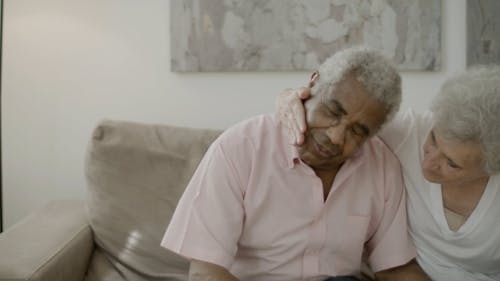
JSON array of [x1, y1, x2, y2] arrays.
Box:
[[298, 74, 388, 171]]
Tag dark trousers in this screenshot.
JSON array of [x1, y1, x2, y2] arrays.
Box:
[[324, 277, 360, 281]]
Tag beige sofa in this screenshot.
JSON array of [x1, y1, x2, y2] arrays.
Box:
[[0, 120, 221, 281]]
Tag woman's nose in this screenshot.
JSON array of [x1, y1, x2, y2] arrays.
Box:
[[423, 149, 440, 170]]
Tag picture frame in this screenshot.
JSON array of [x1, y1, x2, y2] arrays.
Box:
[[467, 0, 500, 66]]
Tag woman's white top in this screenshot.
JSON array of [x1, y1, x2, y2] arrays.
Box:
[[378, 109, 500, 281]]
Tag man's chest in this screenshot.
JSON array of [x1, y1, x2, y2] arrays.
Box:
[[237, 167, 380, 251]]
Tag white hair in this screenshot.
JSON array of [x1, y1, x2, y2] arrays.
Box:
[[314, 46, 402, 125], [431, 65, 500, 174]]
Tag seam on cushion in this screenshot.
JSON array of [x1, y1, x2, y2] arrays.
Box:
[[24, 224, 93, 280]]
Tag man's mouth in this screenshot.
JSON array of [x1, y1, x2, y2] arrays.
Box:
[[312, 138, 339, 158]]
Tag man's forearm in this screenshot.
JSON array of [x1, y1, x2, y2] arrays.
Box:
[[374, 259, 431, 281], [189, 260, 240, 281]]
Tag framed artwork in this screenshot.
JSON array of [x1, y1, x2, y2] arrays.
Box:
[[467, 0, 500, 66], [170, 0, 441, 72]]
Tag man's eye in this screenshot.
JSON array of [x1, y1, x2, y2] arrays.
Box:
[[330, 111, 341, 118], [327, 108, 341, 118], [321, 105, 340, 118], [351, 126, 368, 138], [351, 127, 364, 136], [447, 160, 460, 169]]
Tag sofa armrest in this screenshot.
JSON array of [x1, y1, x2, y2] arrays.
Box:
[[0, 200, 94, 281]]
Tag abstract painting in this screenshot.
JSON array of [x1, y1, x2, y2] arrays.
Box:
[[170, 0, 441, 72]]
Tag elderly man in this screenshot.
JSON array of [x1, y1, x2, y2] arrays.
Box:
[[277, 64, 500, 280], [161, 47, 417, 281]]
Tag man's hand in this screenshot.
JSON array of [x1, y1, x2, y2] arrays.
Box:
[[275, 87, 311, 145], [189, 260, 240, 281], [374, 259, 431, 281]]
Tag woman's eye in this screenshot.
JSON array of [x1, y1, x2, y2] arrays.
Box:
[[430, 131, 437, 145]]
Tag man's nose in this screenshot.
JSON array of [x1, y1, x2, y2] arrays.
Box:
[[325, 124, 346, 147]]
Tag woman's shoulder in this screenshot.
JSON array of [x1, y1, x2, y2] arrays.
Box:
[[378, 108, 433, 153]]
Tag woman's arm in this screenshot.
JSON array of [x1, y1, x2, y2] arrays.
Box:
[[374, 259, 431, 281], [189, 260, 240, 281]]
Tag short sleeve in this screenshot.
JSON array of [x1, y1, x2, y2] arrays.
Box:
[[364, 151, 417, 272], [161, 138, 247, 270]]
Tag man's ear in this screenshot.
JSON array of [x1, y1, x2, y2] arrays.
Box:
[[308, 71, 319, 88]]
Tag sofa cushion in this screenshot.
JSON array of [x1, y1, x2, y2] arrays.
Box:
[[85, 120, 221, 281]]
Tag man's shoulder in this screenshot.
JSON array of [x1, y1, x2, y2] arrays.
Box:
[[217, 114, 280, 145], [207, 114, 287, 162], [356, 137, 405, 203], [227, 114, 277, 133], [362, 135, 401, 167]]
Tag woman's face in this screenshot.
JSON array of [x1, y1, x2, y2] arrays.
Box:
[[422, 129, 489, 186]]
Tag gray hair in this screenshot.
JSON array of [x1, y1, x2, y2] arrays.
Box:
[[314, 46, 402, 126], [431, 65, 500, 174]]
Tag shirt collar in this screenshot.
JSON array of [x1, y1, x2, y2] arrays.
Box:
[[284, 145, 300, 169], [276, 121, 301, 169]]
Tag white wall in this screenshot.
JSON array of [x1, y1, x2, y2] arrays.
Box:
[[1, 0, 466, 229]]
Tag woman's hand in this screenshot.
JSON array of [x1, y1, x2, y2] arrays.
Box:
[[275, 87, 311, 145]]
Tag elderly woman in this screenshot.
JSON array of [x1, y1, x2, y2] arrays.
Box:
[[277, 65, 500, 281]]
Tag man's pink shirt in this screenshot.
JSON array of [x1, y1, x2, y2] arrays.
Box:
[[161, 115, 415, 281]]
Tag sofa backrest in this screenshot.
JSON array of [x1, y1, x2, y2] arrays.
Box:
[[85, 120, 221, 280]]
